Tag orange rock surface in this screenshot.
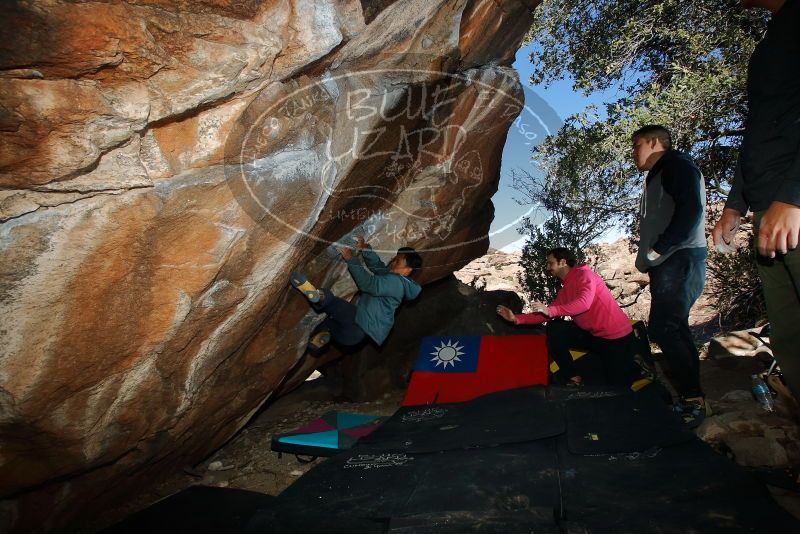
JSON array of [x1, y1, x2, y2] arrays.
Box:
[[0, 0, 540, 530]]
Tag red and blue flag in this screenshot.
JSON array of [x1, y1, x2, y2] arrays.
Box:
[[402, 335, 548, 406]]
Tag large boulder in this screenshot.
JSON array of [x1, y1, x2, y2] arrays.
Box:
[[0, 0, 540, 530]]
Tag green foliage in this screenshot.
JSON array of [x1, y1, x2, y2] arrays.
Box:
[[516, 0, 768, 307], [706, 234, 767, 330], [516, 210, 604, 302]]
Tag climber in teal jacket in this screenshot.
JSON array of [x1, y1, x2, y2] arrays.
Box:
[[290, 237, 422, 351]]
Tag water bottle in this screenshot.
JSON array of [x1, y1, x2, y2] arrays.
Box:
[[751, 375, 774, 412]]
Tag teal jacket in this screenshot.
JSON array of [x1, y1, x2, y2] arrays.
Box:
[[346, 247, 421, 345]]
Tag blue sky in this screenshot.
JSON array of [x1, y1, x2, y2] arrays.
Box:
[[488, 43, 623, 251]]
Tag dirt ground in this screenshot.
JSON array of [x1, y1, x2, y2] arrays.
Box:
[[88, 372, 406, 531], [189, 373, 406, 496]]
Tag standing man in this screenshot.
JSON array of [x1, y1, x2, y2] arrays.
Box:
[[496, 247, 644, 389], [712, 0, 800, 404], [632, 125, 709, 424]]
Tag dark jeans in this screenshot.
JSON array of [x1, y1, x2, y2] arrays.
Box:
[[546, 320, 642, 388], [647, 247, 706, 399], [314, 288, 367, 346]]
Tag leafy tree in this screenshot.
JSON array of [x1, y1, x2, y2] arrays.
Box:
[[515, 213, 603, 303], [515, 0, 768, 322], [706, 230, 767, 330]]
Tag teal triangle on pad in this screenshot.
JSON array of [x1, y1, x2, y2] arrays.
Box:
[[336, 412, 382, 430], [278, 430, 340, 449]]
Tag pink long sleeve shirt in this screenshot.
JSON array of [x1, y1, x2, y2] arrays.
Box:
[[515, 264, 632, 340]]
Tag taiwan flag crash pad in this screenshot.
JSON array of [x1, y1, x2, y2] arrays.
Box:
[[402, 335, 549, 406], [271, 411, 387, 457]]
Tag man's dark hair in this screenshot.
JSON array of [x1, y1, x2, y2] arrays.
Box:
[[546, 247, 577, 267], [631, 124, 672, 151], [398, 247, 423, 277]]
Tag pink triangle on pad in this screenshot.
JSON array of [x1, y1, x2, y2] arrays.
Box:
[[291, 418, 335, 434]]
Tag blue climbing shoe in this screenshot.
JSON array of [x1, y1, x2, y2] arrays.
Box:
[[308, 330, 331, 354], [290, 272, 320, 303]]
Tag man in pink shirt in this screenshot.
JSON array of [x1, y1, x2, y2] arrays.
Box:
[[497, 247, 642, 387]]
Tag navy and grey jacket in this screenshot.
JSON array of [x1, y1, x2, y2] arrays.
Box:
[[726, 0, 800, 214], [636, 150, 707, 273]]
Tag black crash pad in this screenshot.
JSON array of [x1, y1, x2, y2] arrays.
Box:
[[565, 385, 694, 454], [386, 510, 561, 534], [268, 449, 420, 525], [357, 386, 564, 453], [557, 437, 800, 532], [257, 440, 561, 533], [546, 384, 629, 402], [132, 384, 797, 534], [105, 486, 274, 534]]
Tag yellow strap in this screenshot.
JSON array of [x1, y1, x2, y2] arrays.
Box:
[[550, 350, 589, 373], [570, 350, 588, 360], [549, 321, 642, 374]]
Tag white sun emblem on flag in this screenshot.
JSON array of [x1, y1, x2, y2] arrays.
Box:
[[430, 339, 465, 368]]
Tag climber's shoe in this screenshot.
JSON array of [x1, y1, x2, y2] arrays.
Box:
[[290, 272, 320, 303], [308, 330, 331, 354]]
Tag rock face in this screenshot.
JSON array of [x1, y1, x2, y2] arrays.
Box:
[[698, 390, 800, 468], [454, 247, 526, 297], [0, 1, 540, 530], [697, 329, 799, 472], [707, 327, 771, 360]]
